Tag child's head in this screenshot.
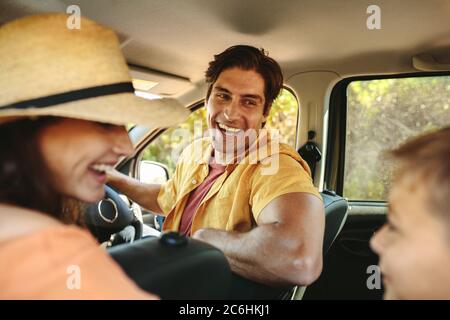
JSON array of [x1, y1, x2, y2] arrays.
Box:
[[370, 127, 450, 299]]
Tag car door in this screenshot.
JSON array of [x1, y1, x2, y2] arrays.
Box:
[[303, 72, 450, 299]]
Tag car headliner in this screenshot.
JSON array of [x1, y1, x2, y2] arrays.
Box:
[[2, 0, 450, 99]]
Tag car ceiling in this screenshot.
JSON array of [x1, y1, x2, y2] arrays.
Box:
[[2, 0, 450, 97]]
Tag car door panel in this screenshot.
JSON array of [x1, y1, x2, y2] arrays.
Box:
[[303, 212, 385, 300]]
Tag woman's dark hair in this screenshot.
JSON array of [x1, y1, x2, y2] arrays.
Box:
[[0, 117, 84, 224], [205, 45, 284, 115]]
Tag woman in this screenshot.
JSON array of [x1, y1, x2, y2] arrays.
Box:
[[0, 13, 188, 299]]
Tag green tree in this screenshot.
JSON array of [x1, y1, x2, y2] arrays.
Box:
[[345, 76, 450, 200]]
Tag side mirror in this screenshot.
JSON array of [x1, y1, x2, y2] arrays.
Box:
[[139, 160, 169, 184]]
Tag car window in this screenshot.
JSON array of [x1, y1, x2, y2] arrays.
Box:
[[141, 88, 299, 177], [344, 75, 450, 201]]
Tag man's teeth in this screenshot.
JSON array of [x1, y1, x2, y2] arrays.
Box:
[[218, 123, 242, 133], [90, 164, 114, 173]]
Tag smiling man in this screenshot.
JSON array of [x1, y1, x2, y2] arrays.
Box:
[[108, 45, 325, 287], [207, 66, 265, 162]]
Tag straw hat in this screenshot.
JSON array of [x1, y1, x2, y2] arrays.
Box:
[[0, 13, 189, 126]]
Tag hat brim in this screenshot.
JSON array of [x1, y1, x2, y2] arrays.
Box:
[[0, 92, 189, 128]]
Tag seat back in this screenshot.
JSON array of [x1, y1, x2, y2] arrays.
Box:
[[109, 235, 231, 299], [291, 190, 348, 299], [321, 190, 348, 254]]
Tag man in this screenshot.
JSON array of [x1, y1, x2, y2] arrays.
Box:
[[108, 45, 324, 287], [370, 127, 450, 299]]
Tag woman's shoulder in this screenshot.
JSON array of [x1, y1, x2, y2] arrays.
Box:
[[0, 204, 63, 243], [0, 204, 95, 258], [0, 205, 156, 299], [0, 204, 104, 264]]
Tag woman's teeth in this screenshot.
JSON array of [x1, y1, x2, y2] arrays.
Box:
[[90, 164, 114, 173], [217, 123, 242, 134]]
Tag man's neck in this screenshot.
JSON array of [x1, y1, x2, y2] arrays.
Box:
[[212, 149, 243, 165], [211, 130, 271, 165]]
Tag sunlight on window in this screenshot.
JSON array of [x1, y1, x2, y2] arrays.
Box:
[[135, 90, 162, 100]]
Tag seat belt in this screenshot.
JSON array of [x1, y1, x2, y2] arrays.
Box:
[[298, 130, 322, 181]]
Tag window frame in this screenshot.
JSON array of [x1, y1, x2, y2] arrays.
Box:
[[132, 86, 300, 180], [271, 85, 300, 148], [324, 71, 450, 203], [131, 100, 204, 180]]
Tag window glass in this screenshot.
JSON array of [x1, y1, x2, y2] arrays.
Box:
[[344, 76, 450, 200]]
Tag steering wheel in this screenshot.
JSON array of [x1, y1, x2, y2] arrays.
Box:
[[84, 185, 143, 243]]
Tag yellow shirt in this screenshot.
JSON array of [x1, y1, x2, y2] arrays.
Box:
[[158, 137, 321, 235]]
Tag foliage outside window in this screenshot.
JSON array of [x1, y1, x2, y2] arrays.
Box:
[[142, 89, 299, 177], [345, 76, 450, 201]]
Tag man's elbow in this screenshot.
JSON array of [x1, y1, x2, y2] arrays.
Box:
[[288, 254, 323, 286]]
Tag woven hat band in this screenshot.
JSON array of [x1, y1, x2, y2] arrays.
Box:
[[0, 82, 134, 110]]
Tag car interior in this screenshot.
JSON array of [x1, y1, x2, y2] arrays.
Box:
[[2, 0, 450, 299]]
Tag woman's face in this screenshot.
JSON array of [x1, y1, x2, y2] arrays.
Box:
[[38, 118, 133, 203]]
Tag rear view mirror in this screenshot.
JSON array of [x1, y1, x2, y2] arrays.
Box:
[[139, 160, 169, 184]]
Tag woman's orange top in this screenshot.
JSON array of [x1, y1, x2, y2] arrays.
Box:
[[0, 225, 158, 300]]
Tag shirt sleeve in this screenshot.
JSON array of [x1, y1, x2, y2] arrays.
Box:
[[157, 167, 179, 216], [156, 146, 188, 216], [250, 153, 322, 222]]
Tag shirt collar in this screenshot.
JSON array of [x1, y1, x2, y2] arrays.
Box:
[[198, 130, 281, 167]]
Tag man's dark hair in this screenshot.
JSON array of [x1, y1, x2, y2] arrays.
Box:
[[205, 45, 283, 115]]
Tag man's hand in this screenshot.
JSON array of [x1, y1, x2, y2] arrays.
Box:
[[106, 169, 163, 214], [192, 192, 325, 287], [105, 168, 127, 184]]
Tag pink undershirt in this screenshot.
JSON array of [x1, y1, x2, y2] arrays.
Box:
[[179, 161, 226, 236]]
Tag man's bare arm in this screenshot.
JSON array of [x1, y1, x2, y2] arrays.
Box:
[[106, 170, 163, 214], [192, 192, 325, 287]]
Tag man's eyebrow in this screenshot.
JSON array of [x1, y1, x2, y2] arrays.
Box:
[[242, 94, 263, 102], [214, 86, 231, 93], [213, 86, 263, 102]]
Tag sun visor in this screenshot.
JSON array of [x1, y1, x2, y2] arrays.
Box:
[[128, 64, 192, 97]]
